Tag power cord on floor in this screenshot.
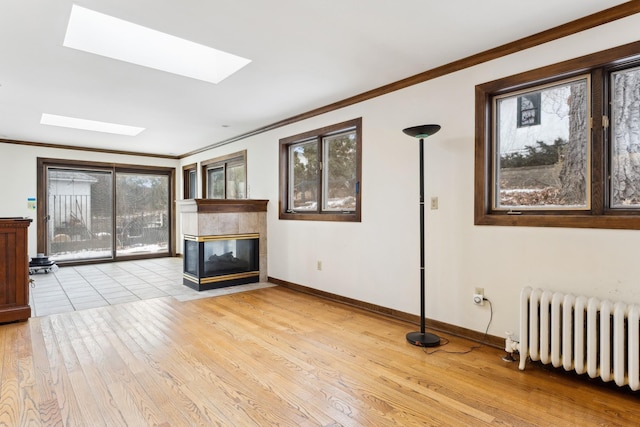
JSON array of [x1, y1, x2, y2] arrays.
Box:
[[422, 297, 493, 355]]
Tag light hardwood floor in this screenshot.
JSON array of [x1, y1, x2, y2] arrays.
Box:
[[1, 286, 638, 426]]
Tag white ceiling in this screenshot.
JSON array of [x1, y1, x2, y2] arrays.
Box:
[[0, 0, 630, 157]]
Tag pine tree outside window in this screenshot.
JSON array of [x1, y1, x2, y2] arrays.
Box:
[[279, 118, 362, 222], [201, 150, 247, 200]]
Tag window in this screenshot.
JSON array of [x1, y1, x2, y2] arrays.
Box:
[[46, 167, 114, 261], [493, 76, 590, 211], [183, 163, 197, 199], [201, 150, 246, 199], [37, 158, 175, 263], [475, 41, 640, 229], [279, 118, 362, 222], [115, 171, 170, 257], [611, 65, 640, 208]]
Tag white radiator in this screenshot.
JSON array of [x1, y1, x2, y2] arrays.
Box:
[[518, 286, 640, 391]]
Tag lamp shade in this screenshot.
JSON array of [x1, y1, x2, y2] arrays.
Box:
[[402, 124, 441, 139]]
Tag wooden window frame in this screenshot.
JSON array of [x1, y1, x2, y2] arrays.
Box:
[[279, 117, 362, 222], [475, 40, 640, 230], [201, 150, 247, 199], [182, 163, 197, 199]]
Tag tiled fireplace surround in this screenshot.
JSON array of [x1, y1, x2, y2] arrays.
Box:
[[178, 199, 269, 288]]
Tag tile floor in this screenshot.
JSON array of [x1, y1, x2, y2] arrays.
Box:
[[28, 256, 273, 317]]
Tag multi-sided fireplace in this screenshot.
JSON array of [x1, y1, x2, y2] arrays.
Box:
[[178, 199, 268, 291], [183, 234, 259, 290]]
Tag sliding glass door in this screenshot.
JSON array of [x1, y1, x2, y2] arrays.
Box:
[[39, 159, 174, 263], [115, 172, 169, 256], [46, 168, 114, 261]]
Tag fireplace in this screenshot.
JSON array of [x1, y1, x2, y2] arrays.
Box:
[[178, 199, 268, 291], [183, 234, 259, 290]]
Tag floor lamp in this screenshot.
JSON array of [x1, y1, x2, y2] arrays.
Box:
[[403, 124, 442, 347]]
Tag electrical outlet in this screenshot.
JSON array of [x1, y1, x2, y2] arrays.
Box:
[[473, 287, 484, 306], [317, 260, 322, 271]]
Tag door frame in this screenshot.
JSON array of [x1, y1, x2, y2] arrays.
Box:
[[37, 157, 176, 265]]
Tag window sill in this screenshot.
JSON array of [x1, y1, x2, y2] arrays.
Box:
[[279, 211, 361, 222], [475, 212, 640, 230]]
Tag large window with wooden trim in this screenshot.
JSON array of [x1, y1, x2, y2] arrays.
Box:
[[475, 41, 640, 229], [201, 150, 247, 199], [279, 118, 362, 222], [37, 158, 175, 264]]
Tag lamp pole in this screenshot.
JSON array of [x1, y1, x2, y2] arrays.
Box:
[[402, 125, 441, 348]]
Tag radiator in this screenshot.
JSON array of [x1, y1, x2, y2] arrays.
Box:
[[518, 286, 640, 391]]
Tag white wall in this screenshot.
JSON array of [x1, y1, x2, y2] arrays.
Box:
[[181, 14, 640, 340], [0, 143, 178, 257]]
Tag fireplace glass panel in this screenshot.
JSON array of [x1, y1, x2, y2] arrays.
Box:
[[184, 239, 199, 276], [203, 238, 258, 276]]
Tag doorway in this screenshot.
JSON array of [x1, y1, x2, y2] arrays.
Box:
[[38, 158, 175, 264]]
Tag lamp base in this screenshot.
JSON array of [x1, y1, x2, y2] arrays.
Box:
[[406, 331, 441, 347]]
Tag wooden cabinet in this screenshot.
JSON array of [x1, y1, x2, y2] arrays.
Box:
[[0, 218, 32, 323]]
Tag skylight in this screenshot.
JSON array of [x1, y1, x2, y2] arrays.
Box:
[[40, 113, 145, 136], [63, 5, 251, 84]]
